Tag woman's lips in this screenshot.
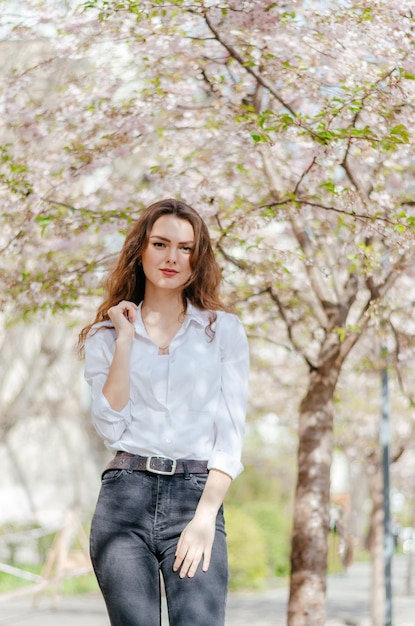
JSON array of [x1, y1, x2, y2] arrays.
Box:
[[160, 269, 178, 277]]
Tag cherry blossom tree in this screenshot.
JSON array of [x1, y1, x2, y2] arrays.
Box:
[[1, 1, 415, 624], [333, 317, 415, 625]]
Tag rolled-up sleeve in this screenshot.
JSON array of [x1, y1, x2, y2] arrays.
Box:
[[208, 315, 250, 479], [84, 325, 132, 443]]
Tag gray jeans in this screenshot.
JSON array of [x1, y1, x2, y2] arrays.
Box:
[[90, 469, 228, 626]]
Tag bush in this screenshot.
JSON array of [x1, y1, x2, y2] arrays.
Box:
[[225, 505, 268, 590], [225, 463, 294, 585], [243, 501, 292, 578]]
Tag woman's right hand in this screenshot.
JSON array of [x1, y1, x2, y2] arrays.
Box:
[[107, 300, 138, 340], [103, 300, 137, 411]]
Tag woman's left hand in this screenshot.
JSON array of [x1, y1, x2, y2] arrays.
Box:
[[173, 514, 216, 578]]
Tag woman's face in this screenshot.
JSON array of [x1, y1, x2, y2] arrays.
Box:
[[141, 214, 195, 294]]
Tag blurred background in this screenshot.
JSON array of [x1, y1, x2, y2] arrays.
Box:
[[1, 1, 415, 624]]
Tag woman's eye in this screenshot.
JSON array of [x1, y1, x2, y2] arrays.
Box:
[[153, 242, 165, 248], [181, 246, 193, 253]]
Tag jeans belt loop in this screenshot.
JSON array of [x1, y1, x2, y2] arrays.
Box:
[[182, 461, 190, 480]]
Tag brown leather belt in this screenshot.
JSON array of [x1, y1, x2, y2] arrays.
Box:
[[104, 451, 209, 476]]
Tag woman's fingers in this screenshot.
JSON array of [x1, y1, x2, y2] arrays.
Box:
[[185, 548, 204, 578], [107, 305, 136, 340], [173, 519, 215, 578], [109, 300, 138, 320], [174, 545, 203, 579], [202, 546, 212, 572]]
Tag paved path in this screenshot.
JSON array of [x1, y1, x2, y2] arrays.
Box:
[[0, 556, 413, 625]]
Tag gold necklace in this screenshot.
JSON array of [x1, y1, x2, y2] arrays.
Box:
[[142, 306, 185, 353], [141, 317, 171, 352]]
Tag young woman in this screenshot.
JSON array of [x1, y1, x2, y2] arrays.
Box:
[[79, 199, 249, 626]]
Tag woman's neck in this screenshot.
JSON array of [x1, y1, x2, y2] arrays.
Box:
[[141, 289, 186, 353], [142, 288, 186, 321]]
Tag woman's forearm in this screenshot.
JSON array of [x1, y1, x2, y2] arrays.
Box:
[[102, 336, 132, 411], [173, 468, 233, 577], [194, 468, 232, 520]]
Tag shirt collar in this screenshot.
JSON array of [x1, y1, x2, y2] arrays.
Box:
[[133, 300, 208, 336], [133, 302, 146, 336], [184, 301, 209, 327]]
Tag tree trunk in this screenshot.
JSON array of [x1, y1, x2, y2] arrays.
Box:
[[368, 464, 385, 626], [405, 497, 415, 596], [287, 364, 339, 626], [5, 439, 39, 521]]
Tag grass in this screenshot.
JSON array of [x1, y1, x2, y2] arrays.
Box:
[[0, 566, 99, 596]]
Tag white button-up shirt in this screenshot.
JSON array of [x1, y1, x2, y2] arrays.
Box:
[[84, 302, 249, 479]]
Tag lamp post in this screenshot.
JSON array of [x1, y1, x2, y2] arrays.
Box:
[[380, 346, 393, 626]]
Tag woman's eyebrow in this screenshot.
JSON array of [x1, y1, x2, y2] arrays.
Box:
[[149, 235, 194, 244]]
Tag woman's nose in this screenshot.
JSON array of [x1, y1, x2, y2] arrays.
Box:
[[166, 247, 178, 263]]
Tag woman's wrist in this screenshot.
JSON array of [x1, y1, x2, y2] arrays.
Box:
[[194, 502, 219, 522], [115, 333, 134, 347]]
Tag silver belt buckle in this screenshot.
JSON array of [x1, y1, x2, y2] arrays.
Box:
[[146, 455, 177, 475]]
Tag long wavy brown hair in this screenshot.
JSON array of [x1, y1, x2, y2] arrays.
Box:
[[78, 198, 231, 354]]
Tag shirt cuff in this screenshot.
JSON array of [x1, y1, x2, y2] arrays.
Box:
[[91, 386, 131, 443], [207, 450, 244, 480]]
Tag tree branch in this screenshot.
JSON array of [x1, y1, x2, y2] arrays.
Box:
[[216, 242, 249, 271], [267, 286, 317, 370], [202, 12, 297, 117]]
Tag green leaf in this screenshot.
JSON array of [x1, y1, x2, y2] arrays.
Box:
[[399, 69, 415, 80], [319, 181, 336, 194], [35, 216, 51, 225], [334, 327, 346, 342], [251, 132, 269, 143], [390, 124, 409, 143]]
